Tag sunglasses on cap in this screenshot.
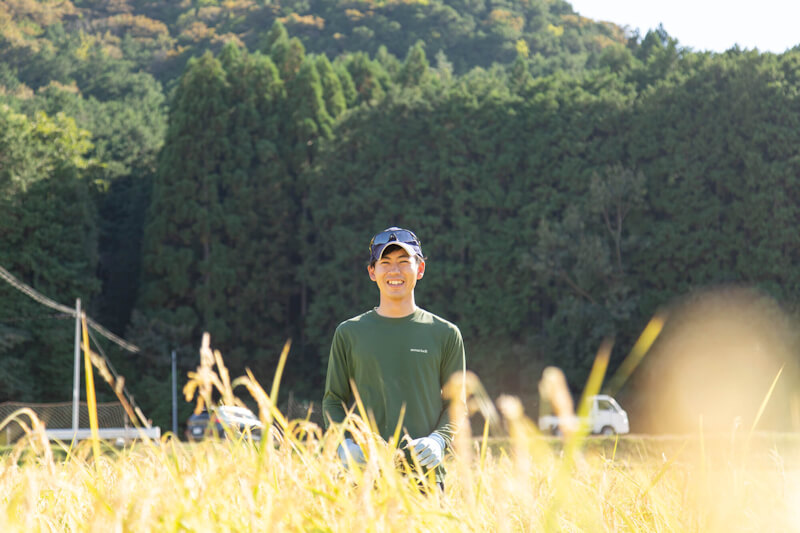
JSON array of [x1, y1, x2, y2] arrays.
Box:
[[369, 227, 422, 260]]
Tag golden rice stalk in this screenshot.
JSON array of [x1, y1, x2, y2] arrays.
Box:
[[605, 312, 666, 395], [183, 333, 226, 414], [0, 408, 55, 476], [233, 368, 289, 433], [576, 338, 613, 423], [269, 339, 292, 418], [743, 364, 785, 460], [212, 347, 235, 407], [539, 366, 576, 435]]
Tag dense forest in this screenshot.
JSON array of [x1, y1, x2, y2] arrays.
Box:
[[2, 0, 800, 433]]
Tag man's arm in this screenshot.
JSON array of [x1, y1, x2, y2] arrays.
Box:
[[322, 326, 351, 429], [432, 326, 466, 446], [323, 327, 368, 468]]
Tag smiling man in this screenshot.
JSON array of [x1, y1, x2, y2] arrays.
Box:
[[322, 227, 466, 489]]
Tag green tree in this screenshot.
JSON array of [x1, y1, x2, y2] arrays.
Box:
[[333, 62, 358, 108], [215, 43, 295, 377], [508, 53, 532, 91], [272, 37, 307, 82], [10, 49, 168, 337], [0, 106, 99, 401], [315, 54, 346, 119], [138, 51, 231, 350], [260, 19, 289, 54], [588, 165, 646, 275], [628, 50, 800, 309], [396, 41, 431, 87], [283, 57, 333, 176], [341, 52, 390, 105], [136, 46, 303, 426]]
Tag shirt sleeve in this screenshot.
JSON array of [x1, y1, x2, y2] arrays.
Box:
[[432, 325, 466, 446], [322, 325, 352, 429]]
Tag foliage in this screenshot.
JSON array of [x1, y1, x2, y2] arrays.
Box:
[[0, 106, 99, 402], [2, 0, 800, 433], [0, 0, 628, 83]]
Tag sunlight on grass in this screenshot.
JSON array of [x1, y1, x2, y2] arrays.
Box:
[[1, 333, 799, 532]]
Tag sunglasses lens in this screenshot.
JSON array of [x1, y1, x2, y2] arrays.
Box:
[[372, 231, 417, 245], [396, 230, 417, 243], [369, 229, 420, 256]]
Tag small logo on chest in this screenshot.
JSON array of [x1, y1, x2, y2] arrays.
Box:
[[409, 348, 428, 353]]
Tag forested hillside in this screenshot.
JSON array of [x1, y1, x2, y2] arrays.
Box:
[[0, 0, 623, 82], [2, 0, 800, 432]]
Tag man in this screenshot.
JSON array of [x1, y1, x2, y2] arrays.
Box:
[[322, 227, 466, 486]]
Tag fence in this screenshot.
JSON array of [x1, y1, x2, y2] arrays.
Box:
[[0, 401, 129, 444]]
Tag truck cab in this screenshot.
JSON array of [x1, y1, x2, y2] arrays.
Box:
[[538, 394, 630, 436], [589, 395, 629, 435]]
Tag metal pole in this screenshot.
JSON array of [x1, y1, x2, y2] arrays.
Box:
[[72, 298, 81, 432], [172, 349, 178, 436]]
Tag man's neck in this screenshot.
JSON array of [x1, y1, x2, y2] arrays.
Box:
[[375, 299, 417, 318]]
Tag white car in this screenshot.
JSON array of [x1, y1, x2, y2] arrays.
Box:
[[186, 405, 264, 441]]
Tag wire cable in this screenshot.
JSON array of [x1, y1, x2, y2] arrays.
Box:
[[86, 325, 151, 428], [0, 264, 139, 353]]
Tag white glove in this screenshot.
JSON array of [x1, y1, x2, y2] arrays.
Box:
[[407, 433, 446, 469], [337, 438, 365, 468]]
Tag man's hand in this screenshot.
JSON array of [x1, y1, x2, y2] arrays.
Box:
[[337, 438, 366, 468], [406, 433, 446, 469]]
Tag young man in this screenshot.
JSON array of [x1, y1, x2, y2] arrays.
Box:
[[322, 227, 466, 484]]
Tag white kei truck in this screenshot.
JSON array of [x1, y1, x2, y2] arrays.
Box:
[[538, 394, 630, 436]]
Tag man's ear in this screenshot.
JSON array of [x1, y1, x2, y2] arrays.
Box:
[[368, 264, 377, 281], [416, 260, 426, 280]]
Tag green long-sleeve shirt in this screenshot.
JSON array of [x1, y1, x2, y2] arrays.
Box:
[[322, 308, 466, 448]]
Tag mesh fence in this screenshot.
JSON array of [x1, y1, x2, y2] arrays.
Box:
[[0, 401, 128, 444]]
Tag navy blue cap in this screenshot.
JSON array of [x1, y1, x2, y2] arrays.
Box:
[[369, 227, 423, 263]]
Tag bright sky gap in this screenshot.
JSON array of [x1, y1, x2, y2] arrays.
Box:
[[568, 0, 800, 54]]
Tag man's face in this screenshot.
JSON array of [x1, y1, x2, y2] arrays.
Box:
[[368, 248, 425, 300]]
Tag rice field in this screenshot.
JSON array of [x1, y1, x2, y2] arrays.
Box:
[[2, 397, 799, 531], [2, 333, 798, 532]]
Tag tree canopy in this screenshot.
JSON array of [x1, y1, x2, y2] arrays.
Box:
[[2, 2, 800, 432]]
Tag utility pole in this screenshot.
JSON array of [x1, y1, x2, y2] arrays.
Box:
[[72, 298, 81, 433]]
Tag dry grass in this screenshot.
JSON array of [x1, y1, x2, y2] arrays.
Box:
[[1, 334, 799, 532], [2, 418, 799, 531]]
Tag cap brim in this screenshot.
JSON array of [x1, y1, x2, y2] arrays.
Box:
[[371, 241, 422, 262]]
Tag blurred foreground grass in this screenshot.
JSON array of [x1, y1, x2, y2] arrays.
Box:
[[2, 417, 799, 531], [2, 331, 798, 532]]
